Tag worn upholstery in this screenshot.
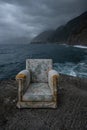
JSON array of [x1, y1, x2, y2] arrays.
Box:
[[16, 59, 58, 108], [23, 83, 52, 101], [26, 59, 52, 82], [16, 69, 30, 92]]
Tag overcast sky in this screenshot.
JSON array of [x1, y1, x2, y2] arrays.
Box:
[[0, 0, 87, 43]]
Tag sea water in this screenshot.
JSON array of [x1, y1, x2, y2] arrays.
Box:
[[0, 43, 87, 79]]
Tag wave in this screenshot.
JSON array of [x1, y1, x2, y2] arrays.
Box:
[[56, 44, 87, 49], [54, 62, 87, 78], [73, 45, 87, 49], [58, 43, 69, 47]]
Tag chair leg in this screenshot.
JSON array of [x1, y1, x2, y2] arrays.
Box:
[[18, 79, 22, 102]]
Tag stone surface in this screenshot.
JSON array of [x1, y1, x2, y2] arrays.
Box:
[[0, 74, 87, 130]]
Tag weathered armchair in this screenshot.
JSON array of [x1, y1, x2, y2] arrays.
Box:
[[16, 59, 59, 108]]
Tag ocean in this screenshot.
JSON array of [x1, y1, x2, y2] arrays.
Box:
[[0, 43, 87, 80]]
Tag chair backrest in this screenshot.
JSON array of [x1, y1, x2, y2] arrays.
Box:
[[26, 59, 52, 83]]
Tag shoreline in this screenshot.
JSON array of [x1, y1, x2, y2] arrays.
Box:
[[0, 74, 87, 129]]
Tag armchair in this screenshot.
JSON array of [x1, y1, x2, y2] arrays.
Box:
[[16, 59, 59, 108]]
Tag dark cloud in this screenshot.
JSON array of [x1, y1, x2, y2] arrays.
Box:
[[0, 0, 87, 43]]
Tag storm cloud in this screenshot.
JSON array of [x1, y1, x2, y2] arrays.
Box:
[[0, 0, 87, 43]]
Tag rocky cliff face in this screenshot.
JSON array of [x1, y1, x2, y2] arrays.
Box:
[[67, 28, 87, 45], [31, 11, 87, 45], [67, 11, 87, 45]]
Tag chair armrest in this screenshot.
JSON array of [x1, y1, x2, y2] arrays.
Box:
[[16, 69, 30, 83], [16, 69, 29, 79], [48, 69, 59, 86], [48, 69, 59, 101], [16, 69, 30, 102]]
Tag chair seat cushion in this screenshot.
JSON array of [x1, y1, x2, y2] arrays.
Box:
[[23, 83, 53, 101]]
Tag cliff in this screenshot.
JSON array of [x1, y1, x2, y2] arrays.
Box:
[[31, 11, 87, 45]]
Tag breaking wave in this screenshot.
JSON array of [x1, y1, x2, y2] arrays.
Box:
[[73, 45, 87, 49], [54, 62, 87, 78]]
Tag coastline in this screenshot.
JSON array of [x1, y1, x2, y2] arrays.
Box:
[[0, 74, 87, 129]]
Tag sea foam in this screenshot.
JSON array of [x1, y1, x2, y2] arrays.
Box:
[[73, 45, 87, 49]]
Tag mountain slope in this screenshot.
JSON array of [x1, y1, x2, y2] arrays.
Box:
[[31, 30, 54, 43], [31, 11, 87, 45], [50, 11, 87, 45]]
